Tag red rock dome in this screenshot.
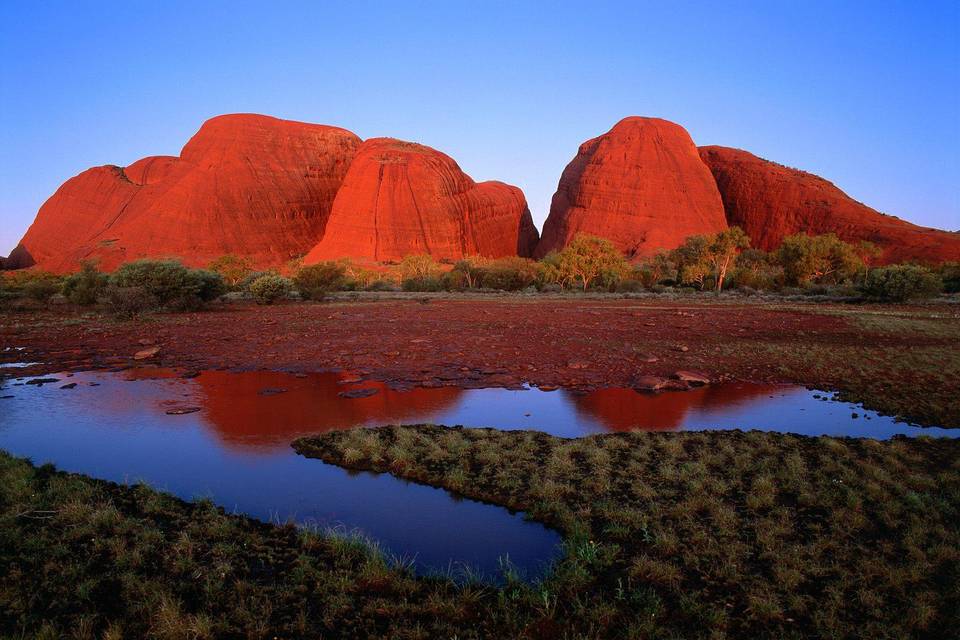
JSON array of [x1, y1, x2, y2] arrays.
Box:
[[12, 114, 361, 272], [304, 138, 538, 263], [699, 146, 960, 264], [536, 117, 728, 259]]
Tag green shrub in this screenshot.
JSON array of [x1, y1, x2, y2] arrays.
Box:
[[862, 264, 943, 302], [478, 257, 540, 291], [364, 279, 398, 292], [190, 269, 228, 302], [551, 235, 630, 290], [4, 271, 64, 301], [111, 260, 225, 311], [401, 276, 445, 292], [249, 275, 292, 304], [777, 233, 863, 286], [62, 262, 110, 305], [239, 271, 277, 291], [207, 254, 253, 287], [400, 254, 441, 281], [102, 286, 158, 319], [294, 262, 347, 300], [939, 262, 960, 294]]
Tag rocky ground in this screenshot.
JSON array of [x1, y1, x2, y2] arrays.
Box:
[[2, 293, 958, 427]]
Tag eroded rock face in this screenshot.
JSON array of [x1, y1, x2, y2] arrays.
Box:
[[15, 114, 362, 272], [699, 146, 960, 264], [536, 117, 728, 259], [304, 138, 538, 263]]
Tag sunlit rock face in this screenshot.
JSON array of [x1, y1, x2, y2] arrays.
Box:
[[699, 146, 960, 264], [304, 138, 539, 264], [536, 117, 728, 259], [13, 114, 361, 272]]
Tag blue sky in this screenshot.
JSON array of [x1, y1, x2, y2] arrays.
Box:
[[1, 0, 958, 255]]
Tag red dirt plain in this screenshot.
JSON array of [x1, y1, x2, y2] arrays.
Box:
[[2, 294, 958, 427]]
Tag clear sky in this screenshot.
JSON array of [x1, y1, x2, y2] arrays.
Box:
[[1, 1, 958, 255]]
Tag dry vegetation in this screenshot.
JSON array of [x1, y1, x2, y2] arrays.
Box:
[[296, 425, 960, 639]]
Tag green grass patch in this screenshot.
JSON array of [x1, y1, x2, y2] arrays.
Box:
[[295, 425, 960, 639]]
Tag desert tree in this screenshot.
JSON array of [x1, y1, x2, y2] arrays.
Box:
[[555, 234, 630, 291]]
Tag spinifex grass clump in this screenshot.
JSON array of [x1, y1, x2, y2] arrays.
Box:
[[295, 425, 960, 639], [0, 452, 542, 639]]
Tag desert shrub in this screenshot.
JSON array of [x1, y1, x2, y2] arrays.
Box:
[[62, 262, 110, 305], [401, 276, 445, 292], [615, 278, 647, 293], [364, 279, 398, 292], [777, 233, 863, 286], [478, 257, 540, 291], [400, 254, 441, 281], [672, 227, 750, 291], [294, 262, 347, 300], [111, 260, 225, 311], [449, 257, 486, 289], [249, 275, 292, 304], [862, 264, 943, 302], [207, 254, 253, 287], [536, 252, 563, 288], [727, 249, 783, 291], [552, 234, 630, 290], [238, 271, 277, 291], [4, 270, 64, 301], [939, 262, 960, 294], [102, 286, 158, 319], [633, 252, 677, 287]]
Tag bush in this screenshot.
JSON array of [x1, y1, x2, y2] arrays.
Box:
[[4, 271, 64, 301], [190, 269, 228, 302], [294, 262, 347, 300], [401, 276, 445, 292], [478, 257, 540, 291], [400, 255, 441, 280], [62, 262, 109, 305], [103, 286, 158, 319], [552, 235, 630, 290], [207, 254, 253, 287], [239, 271, 277, 291], [862, 265, 943, 302], [777, 233, 863, 286], [249, 275, 292, 304], [110, 260, 225, 311], [364, 279, 398, 292], [940, 262, 960, 294]]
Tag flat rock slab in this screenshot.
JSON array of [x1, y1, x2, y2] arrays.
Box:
[[338, 388, 380, 399], [165, 407, 202, 415], [673, 370, 711, 385], [25, 378, 59, 386], [134, 346, 161, 360]]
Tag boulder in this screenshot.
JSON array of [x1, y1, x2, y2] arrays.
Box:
[[699, 145, 960, 264], [536, 117, 728, 259], [304, 138, 539, 263]]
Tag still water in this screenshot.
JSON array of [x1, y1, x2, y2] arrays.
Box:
[[0, 368, 953, 576]]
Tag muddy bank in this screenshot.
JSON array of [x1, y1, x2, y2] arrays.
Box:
[[2, 295, 958, 426]]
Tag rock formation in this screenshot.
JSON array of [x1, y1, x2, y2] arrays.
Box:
[[536, 117, 728, 259], [699, 146, 960, 264], [12, 114, 362, 272], [304, 138, 538, 263]]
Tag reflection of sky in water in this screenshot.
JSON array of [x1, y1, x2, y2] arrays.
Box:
[[0, 370, 561, 578], [0, 369, 954, 576]]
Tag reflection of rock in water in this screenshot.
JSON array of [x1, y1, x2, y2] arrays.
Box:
[[570, 384, 784, 432], [197, 371, 462, 452]]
